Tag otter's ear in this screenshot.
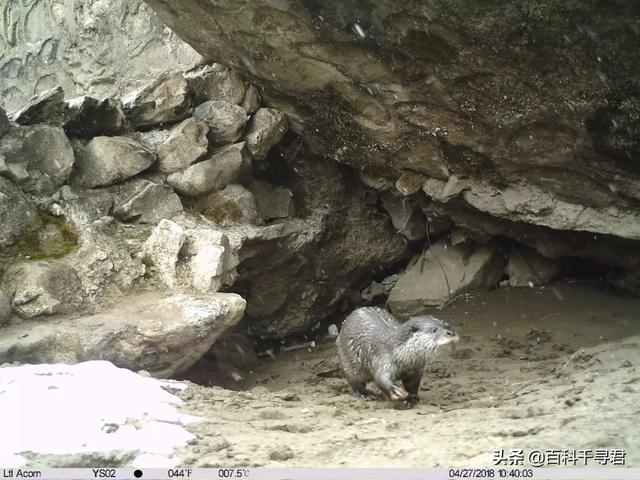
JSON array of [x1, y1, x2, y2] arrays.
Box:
[[410, 325, 420, 333]]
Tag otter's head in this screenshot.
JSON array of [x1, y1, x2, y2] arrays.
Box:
[[405, 315, 459, 347]]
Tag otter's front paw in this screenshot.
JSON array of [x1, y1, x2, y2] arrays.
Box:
[[389, 385, 409, 401]]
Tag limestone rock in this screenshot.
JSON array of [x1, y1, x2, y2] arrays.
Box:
[[167, 142, 251, 197], [141, 220, 186, 289], [0, 0, 201, 114], [73, 136, 155, 188], [249, 180, 294, 221], [0, 362, 200, 467], [389, 239, 506, 314], [113, 179, 183, 224], [10, 86, 66, 125], [64, 96, 127, 137], [380, 192, 426, 242], [0, 289, 11, 325], [193, 100, 247, 145], [194, 184, 259, 225], [122, 71, 191, 128], [0, 293, 247, 378], [180, 228, 233, 293], [244, 108, 288, 160], [0, 177, 38, 248], [241, 85, 261, 114], [507, 245, 566, 287], [186, 64, 246, 106], [0, 108, 9, 136], [65, 218, 146, 300], [1, 260, 83, 318], [157, 118, 209, 173]]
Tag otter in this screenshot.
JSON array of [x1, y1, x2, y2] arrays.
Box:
[[336, 306, 459, 407]]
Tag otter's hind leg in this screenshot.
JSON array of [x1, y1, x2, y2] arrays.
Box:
[[401, 373, 422, 408], [337, 339, 375, 399], [347, 376, 377, 399]]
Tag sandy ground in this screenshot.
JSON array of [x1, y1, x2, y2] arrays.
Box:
[[175, 283, 640, 467]]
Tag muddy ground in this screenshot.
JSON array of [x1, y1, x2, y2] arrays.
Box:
[[175, 283, 640, 467]]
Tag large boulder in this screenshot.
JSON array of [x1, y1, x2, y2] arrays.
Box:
[[193, 100, 247, 145], [0, 362, 200, 467], [122, 71, 191, 128], [388, 239, 506, 315], [186, 64, 246, 106], [1, 260, 83, 318], [72, 136, 155, 188], [113, 179, 183, 224], [244, 108, 288, 160], [0, 293, 246, 378], [167, 142, 251, 197], [157, 117, 209, 173], [63, 96, 127, 137], [0, 124, 75, 194], [0, 177, 39, 248], [9, 86, 66, 125]]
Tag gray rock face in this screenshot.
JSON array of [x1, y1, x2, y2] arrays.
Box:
[[249, 180, 294, 221], [388, 239, 506, 315], [157, 117, 209, 173], [0, 177, 38, 248], [167, 142, 251, 197], [0, 0, 200, 112], [143, 0, 640, 274], [194, 184, 259, 225], [113, 179, 183, 224], [0, 293, 246, 378], [65, 218, 146, 300], [10, 86, 66, 125], [380, 192, 426, 242], [507, 245, 566, 287], [0, 289, 11, 325], [64, 96, 127, 137], [186, 64, 246, 106], [73, 136, 155, 188], [122, 70, 191, 128], [231, 141, 410, 338], [244, 108, 288, 160], [193, 100, 247, 145], [1, 260, 83, 318]]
